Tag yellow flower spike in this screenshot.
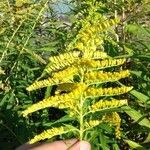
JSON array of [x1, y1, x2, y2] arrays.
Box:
[[79, 58, 126, 70], [22, 2, 130, 142], [45, 51, 81, 74], [22, 96, 60, 117], [49, 51, 80, 63], [102, 112, 121, 138], [29, 126, 65, 144], [88, 120, 102, 127], [92, 51, 108, 59], [94, 59, 125, 68], [45, 61, 74, 74], [26, 78, 59, 91], [111, 112, 121, 138], [26, 66, 79, 91], [91, 99, 128, 112], [75, 42, 84, 50], [96, 18, 119, 32], [53, 66, 78, 82], [85, 86, 133, 97], [84, 70, 130, 84], [23, 83, 88, 117]]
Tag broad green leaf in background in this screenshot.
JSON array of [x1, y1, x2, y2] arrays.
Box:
[[124, 140, 147, 150], [130, 90, 150, 104], [125, 106, 150, 128]]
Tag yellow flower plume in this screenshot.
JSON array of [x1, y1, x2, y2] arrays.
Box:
[[102, 112, 121, 138], [26, 66, 78, 91], [90, 99, 128, 112], [85, 86, 133, 98], [45, 51, 80, 74], [22, 1, 132, 144], [79, 58, 126, 70], [23, 83, 87, 117], [84, 70, 130, 84]]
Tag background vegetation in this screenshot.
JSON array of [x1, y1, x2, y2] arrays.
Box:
[[0, 0, 150, 149]]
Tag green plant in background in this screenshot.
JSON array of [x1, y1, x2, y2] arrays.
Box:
[[22, 1, 133, 146], [0, 0, 68, 149]]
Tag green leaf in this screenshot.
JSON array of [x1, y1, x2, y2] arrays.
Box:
[[143, 133, 150, 143], [99, 132, 110, 150], [130, 71, 150, 82], [44, 115, 75, 127], [125, 106, 150, 128], [130, 90, 150, 103], [124, 46, 134, 56], [124, 140, 147, 150]]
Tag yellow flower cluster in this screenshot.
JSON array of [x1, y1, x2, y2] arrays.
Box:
[[68, 83, 87, 100], [26, 78, 59, 91], [22, 96, 60, 117], [22, 83, 87, 117], [79, 58, 126, 70], [26, 66, 78, 91], [91, 99, 128, 112], [74, 18, 119, 52], [29, 126, 65, 144], [91, 51, 108, 59], [49, 51, 80, 64], [84, 70, 130, 84], [15, 0, 30, 7], [102, 112, 121, 138], [53, 66, 78, 82], [83, 51, 108, 59], [22, 1, 132, 143], [85, 86, 133, 97], [79, 18, 119, 39], [88, 120, 103, 128], [45, 51, 80, 74]]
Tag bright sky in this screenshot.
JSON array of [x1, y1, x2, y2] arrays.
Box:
[[52, 0, 71, 14]]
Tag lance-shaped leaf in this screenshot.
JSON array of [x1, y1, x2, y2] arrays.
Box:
[[124, 140, 147, 150], [29, 125, 77, 144], [85, 86, 133, 98], [56, 83, 77, 93], [84, 70, 130, 84]]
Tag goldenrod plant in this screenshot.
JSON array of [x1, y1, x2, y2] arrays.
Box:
[[22, 1, 133, 145]]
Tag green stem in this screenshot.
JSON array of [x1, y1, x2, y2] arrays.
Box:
[[79, 70, 84, 140], [79, 96, 84, 140]]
